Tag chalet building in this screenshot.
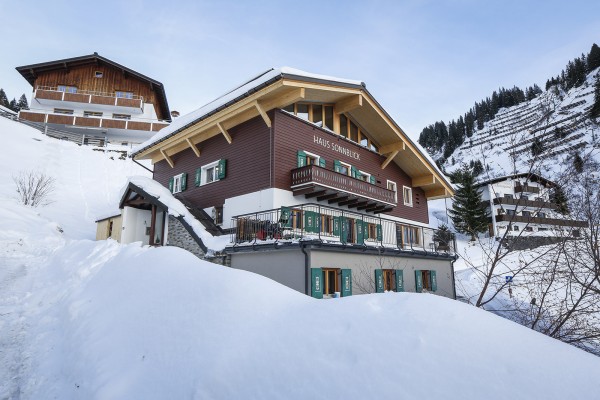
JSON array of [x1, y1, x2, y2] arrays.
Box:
[[478, 173, 587, 237], [16, 53, 171, 145], [130, 67, 458, 299]]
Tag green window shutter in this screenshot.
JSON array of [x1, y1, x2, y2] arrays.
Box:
[[218, 159, 227, 179], [304, 211, 318, 233], [333, 160, 342, 173], [333, 216, 340, 236], [311, 268, 323, 299], [314, 212, 321, 233], [297, 150, 307, 168], [280, 207, 292, 228], [339, 216, 347, 244], [376, 224, 383, 241], [364, 223, 370, 239], [369, 175, 376, 184], [181, 173, 188, 191], [415, 270, 423, 293], [195, 168, 201, 186], [375, 269, 384, 293], [319, 157, 326, 168], [341, 269, 352, 297], [395, 270, 404, 292], [168, 177, 174, 193], [351, 166, 359, 179], [356, 220, 364, 245], [431, 270, 437, 292]]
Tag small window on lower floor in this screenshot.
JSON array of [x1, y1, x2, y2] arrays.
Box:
[[322, 268, 339, 296], [170, 172, 187, 194], [513, 225, 520, 231], [112, 113, 131, 120], [524, 227, 533, 232], [214, 206, 223, 225], [84, 111, 103, 117], [54, 108, 73, 115]]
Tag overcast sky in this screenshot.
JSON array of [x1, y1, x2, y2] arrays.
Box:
[[1, 0, 598, 140]]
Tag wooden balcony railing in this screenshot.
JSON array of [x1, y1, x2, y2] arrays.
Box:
[[34, 86, 143, 110], [495, 214, 587, 227], [18, 111, 169, 132], [291, 165, 397, 206], [492, 197, 557, 210], [514, 184, 540, 194]]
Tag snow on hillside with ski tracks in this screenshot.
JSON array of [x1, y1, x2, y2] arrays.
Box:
[[1, 117, 600, 399]]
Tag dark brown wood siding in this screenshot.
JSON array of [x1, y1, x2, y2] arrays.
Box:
[[272, 110, 429, 223], [33, 64, 166, 120], [153, 115, 272, 210]]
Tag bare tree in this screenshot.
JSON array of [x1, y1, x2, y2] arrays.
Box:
[[13, 170, 56, 207]]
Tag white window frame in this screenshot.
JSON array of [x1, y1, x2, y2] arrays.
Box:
[[403, 186, 413, 207], [54, 108, 74, 115], [357, 170, 371, 182], [172, 173, 184, 194], [304, 150, 322, 165], [84, 111, 103, 118], [387, 180, 398, 203], [112, 113, 131, 120], [339, 161, 351, 176], [201, 160, 221, 185]]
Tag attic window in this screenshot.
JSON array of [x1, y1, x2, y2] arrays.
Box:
[[95, 71, 103, 78]]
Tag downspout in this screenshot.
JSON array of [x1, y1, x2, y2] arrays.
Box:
[[450, 256, 458, 300], [301, 242, 310, 296]]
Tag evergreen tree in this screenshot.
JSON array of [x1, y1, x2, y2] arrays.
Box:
[[587, 43, 600, 72], [448, 168, 489, 240], [551, 185, 569, 215], [433, 224, 453, 249], [531, 137, 544, 157], [16, 94, 29, 111], [591, 74, 600, 119], [8, 98, 17, 112], [573, 152, 584, 173], [0, 89, 8, 108]]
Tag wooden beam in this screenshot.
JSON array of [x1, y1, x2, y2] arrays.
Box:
[[305, 190, 327, 199], [216, 122, 232, 144], [335, 94, 363, 115], [160, 149, 174, 168], [412, 174, 436, 187], [379, 141, 406, 154], [185, 138, 200, 157], [316, 193, 339, 202], [329, 195, 349, 204], [260, 87, 306, 110], [381, 150, 399, 170], [425, 187, 449, 199], [254, 101, 271, 128]]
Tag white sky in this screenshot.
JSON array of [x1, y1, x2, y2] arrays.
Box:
[[0, 0, 598, 140]]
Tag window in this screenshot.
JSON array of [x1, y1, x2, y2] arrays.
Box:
[[322, 268, 339, 296], [198, 160, 225, 185], [112, 113, 131, 120], [383, 269, 396, 291], [84, 111, 103, 117], [538, 212, 546, 218], [521, 195, 529, 201], [421, 270, 435, 291], [403, 186, 413, 207], [507, 209, 515, 216], [115, 91, 134, 99], [504, 194, 513, 200], [356, 170, 370, 181], [538, 227, 548, 231], [214, 207, 223, 225], [338, 161, 351, 176], [57, 85, 77, 93], [367, 223, 378, 240], [513, 225, 519, 231], [397, 224, 421, 247], [524, 227, 533, 232], [95, 71, 103, 78], [522, 211, 531, 217], [387, 180, 397, 203], [54, 108, 73, 115], [290, 209, 303, 230], [283, 103, 335, 130], [296, 103, 309, 120], [171, 173, 187, 194], [321, 215, 335, 235]]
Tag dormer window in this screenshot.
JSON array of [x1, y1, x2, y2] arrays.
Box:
[[95, 71, 103, 78]]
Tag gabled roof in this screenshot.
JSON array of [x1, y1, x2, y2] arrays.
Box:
[[16, 52, 171, 121], [476, 172, 557, 188], [131, 67, 453, 199]]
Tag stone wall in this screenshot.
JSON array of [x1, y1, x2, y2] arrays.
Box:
[[167, 215, 205, 259]]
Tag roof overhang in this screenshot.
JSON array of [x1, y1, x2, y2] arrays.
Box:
[[132, 73, 453, 199], [16, 53, 171, 122]]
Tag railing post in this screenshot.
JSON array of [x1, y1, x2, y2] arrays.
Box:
[[318, 204, 321, 241], [81, 134, 85, 146]]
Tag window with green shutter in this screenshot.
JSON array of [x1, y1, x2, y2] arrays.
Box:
[[341, 269, 352, 297], [415, 270, 423, 293], [375, 269, 384, 293], [350, 166, 359, 179], [356, 219, 365, 245], [430, 270, 437, 292], [395, 270, 404, 292], [297, 150, 307, 167], [195, 168, 201, 186], [304, 211, 320, 233], [169, 177, 174, 193], [333, 160, 342, 173], [180, 173, 188, 191], [280, 207, 292, 228], [319, 158, 326, 168], [376, 224, 383, 241], [218, 159, 227, 179], [311, 268, 323, 299], [369, 175, 376, 184]]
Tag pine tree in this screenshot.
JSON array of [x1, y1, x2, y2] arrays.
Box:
[[0, 89, 8, 108], [16, 94, 28, 111], [448, 168, 489, 241], [551, 185, 569, 215], [573, 152, 584, 173], [531, 137, 544, 157], [8, 98, 17, 112], [587, 43, 600, 72], [591, 74, 600, 119]]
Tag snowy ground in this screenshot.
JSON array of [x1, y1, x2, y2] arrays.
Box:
[[1, 118, 600, 399]]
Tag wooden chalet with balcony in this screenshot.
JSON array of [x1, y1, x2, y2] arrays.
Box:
[[16, 53, 171, 145], [131, 67, 457, 299]]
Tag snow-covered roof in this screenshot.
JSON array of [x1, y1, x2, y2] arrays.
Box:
[[120, 176, 229, 251], [0, 105, 16, 115], [131, 67, 364, 157], [476, 172, 557, 187], [94, 212, 122, 222]]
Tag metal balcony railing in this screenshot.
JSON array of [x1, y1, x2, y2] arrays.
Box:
[[230, 203, 456, 255]]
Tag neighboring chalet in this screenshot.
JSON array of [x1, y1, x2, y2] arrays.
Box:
[[16, 53, 171, 145], [478, 173, 587, 237], [129, 67, 458, 299]]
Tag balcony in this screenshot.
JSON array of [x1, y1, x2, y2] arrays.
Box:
[[514, 184, 540, 194], [291, 165, 396, 214], [34, 86, 144, 112], [492, 197, 557, 210], [230, 203, 456, 255], [18, 110, 169, 132], [495, 214, 587, 227]]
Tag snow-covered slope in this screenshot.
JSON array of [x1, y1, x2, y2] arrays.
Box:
[[2, 115, 600, 399], [445, 69, 599, 178]]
